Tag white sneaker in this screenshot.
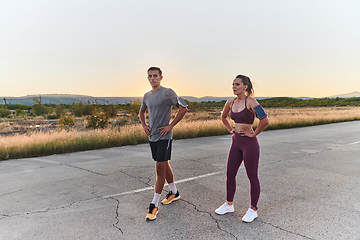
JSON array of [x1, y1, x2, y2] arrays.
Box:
[[242, 208, 257, 222], [215, 202, 234, 215]]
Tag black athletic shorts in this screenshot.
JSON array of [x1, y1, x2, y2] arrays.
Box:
[[149, 139, 172, 162]]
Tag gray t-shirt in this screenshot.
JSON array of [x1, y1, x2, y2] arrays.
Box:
[[140, 86, 178, 142]]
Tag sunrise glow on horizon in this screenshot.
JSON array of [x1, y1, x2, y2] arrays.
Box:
[[1, 1, 359, 99]]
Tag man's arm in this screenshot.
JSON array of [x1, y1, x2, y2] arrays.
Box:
[[139, 109, 151, 136], [158, 106, 188, 136]]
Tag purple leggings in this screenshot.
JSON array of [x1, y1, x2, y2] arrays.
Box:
[[226, 133, 260, 209]]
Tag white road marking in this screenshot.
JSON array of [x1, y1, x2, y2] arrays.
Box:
[[102, 170, 224, 199], [349, 141, 360, 145], [103, 186, 154, 198], [174, 171, 224, 184]]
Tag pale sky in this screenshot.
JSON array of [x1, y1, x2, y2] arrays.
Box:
[[1, 0, 359, 98]]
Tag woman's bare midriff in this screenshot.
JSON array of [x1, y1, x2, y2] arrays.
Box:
[[234, 123, 253, 133]]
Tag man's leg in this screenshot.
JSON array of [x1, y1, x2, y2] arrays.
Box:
[[154, 161, 178, 198], [146, 140, 179, 220], [161, 161, 180, 205], [166, 162, 177, 193], [146, 141, 168, 221], [165, 162, 174, 183], [145, 161, 168, 221], [155, 161, 168, 194]]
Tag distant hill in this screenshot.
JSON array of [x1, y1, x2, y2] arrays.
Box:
[[1, 94, 142, 106], [327, 91, 360, 98]]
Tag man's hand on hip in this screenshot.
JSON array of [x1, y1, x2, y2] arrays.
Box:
[[158, 125, 173, 136]]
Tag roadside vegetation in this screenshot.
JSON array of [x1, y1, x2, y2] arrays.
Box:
[[1, 97, 360, 160]]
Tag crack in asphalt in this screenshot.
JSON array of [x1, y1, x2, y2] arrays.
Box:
[[0, 197, 99, 219], [108, 197, 123, 234], [143, 177, 152, 185], [258, 220, 315, 240], [62, 164, 106, 176], [179, 197, 238, 240], [119, 170, 153, 187], [0, 170, 150, 222], [1, 196, 126, 236], [0, 189, 23, 197]]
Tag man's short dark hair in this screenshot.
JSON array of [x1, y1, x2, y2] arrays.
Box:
[[148, 67, 162, 76]]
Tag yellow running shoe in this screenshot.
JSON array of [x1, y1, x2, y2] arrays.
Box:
[[145, 203, 158, 221], [161, 191, 180, 205]]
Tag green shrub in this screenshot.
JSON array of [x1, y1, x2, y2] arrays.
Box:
[[124, 99, 141, 117], [0, 108, 11, 118], [104, 104, 118, 118], [86, 112, 109, 129], [71, 101, 95, 117], [55, 105, 66, 118], [59, 116, 75, 126], [32, 104, 52, 116], [15, 109, 25, 116], [71, 102, 84, 117]]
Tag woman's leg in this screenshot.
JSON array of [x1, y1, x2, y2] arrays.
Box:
[[226, 139, 243, 202], [243, 138, 260, 209]]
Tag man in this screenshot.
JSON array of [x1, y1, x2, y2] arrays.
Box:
[[139, 67, 188, 221]]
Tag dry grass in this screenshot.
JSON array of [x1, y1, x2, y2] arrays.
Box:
[[174, 119, 228, 139], [0, 125, 148, 160], [263, 106, 360, 129], [267, 106, 360, 123], [1, 106, 360, 160]]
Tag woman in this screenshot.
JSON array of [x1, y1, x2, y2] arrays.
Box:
[[215, 75, 269, 222]]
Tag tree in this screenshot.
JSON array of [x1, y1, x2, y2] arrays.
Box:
[[33, 97, 40, 105]]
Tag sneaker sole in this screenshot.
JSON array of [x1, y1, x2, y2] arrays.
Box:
[[242, 216, 257, 223], [215, 209, 234, 215], [145, 212, 158, 221], [161, 195, 180, 205], [146, 216, 157, 221]]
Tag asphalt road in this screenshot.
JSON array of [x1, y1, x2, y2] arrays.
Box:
[[1, 121, 360, 240]]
